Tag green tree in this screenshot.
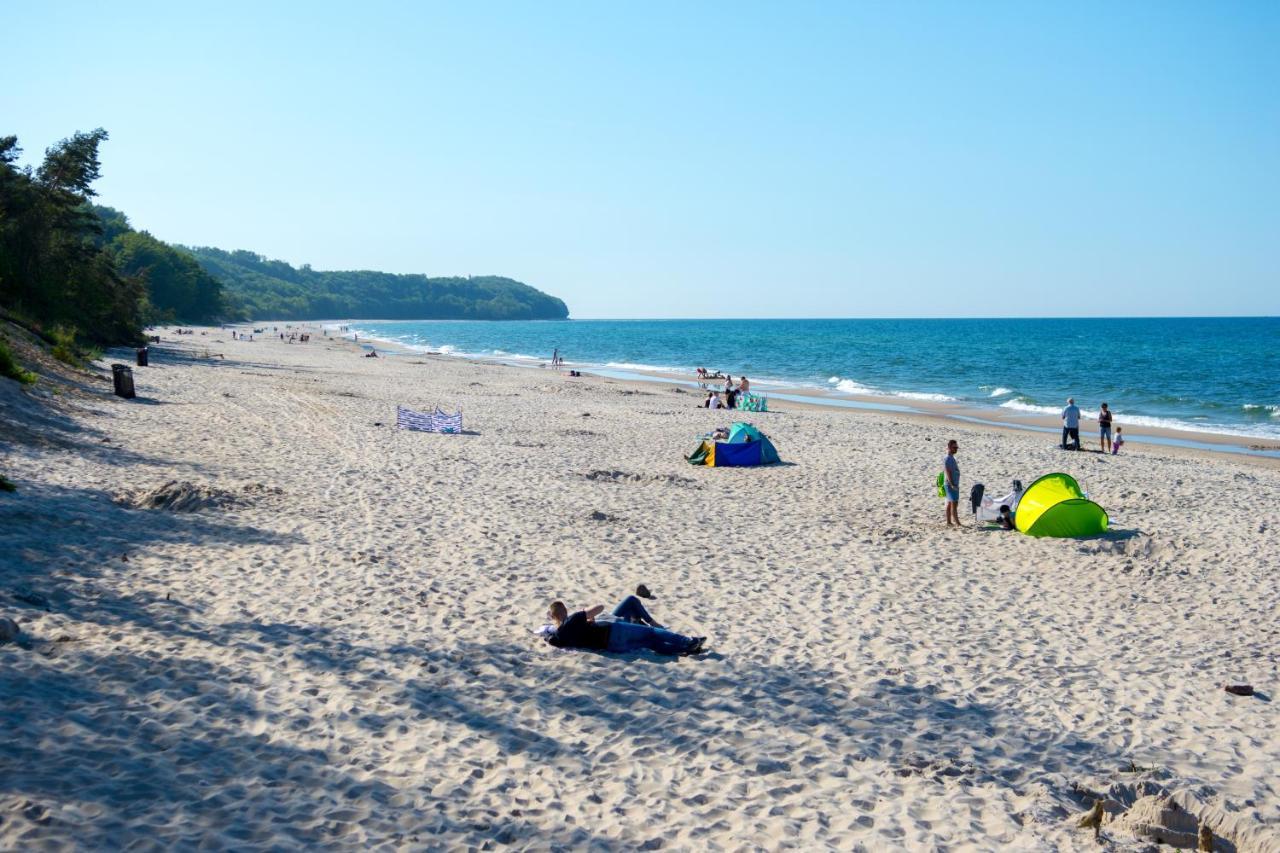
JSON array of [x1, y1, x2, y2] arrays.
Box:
[[0, 129, 146, 345]]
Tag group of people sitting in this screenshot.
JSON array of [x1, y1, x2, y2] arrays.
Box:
[[700, 375, 750, 409], [540, 585, 707, 656]]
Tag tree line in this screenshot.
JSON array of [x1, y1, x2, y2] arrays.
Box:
[[0, 129, 226, 345], [186, 247, 570, 322], [1, 128, 568, 349]]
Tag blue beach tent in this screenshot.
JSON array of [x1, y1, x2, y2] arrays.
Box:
[[686, 422, 781, 467]]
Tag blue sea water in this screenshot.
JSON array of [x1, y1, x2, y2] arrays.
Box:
[[345, 317, 1280, 440]]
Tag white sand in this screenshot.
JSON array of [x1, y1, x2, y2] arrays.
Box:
[[2, 326, 1278, 850]]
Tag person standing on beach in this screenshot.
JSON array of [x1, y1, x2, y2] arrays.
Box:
[[1097, 402, 1113, 453], [1061, 398, 1081, 450], [943, 439, 961, 526], [724, 376, 738, 410]]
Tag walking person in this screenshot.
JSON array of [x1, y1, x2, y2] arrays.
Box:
[[943, 439, 961, 527], [1061, 397, 1081, 450], [1097, 402, 1113, 453]]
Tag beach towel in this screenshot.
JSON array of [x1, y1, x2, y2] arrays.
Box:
[[397, 405, 463, 433], [735, 392, 768, 412]]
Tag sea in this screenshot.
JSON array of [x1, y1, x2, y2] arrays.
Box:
[[341, 317, 1280, 441]]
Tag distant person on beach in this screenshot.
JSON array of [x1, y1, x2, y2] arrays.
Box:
[[943, 439, 961, 526], [1112, 426, 1124, 455], [544, 598, 705, 655], [709, 393, 724, 410], [1061, 398, 1081, 450], [703, 391, 714, 408], [552, 348, 560, 368], [997, 505, 1016, 530], [739, 376, 750, 394], [1098, 402, 1113, 453]]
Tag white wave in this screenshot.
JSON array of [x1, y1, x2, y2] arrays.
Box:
[[1112, 413, 1280, 439], [604, 361, 687, 373], [988, 387, 1015, 397], [1000, 399, 1060, 415], [437, 345, 458, 355], [892, 391, 957, 402], [1242, 404, 1280, 417], [828, 376, 841, 384], [831, 378, 877, 395], [994, 399, 1280, 439]]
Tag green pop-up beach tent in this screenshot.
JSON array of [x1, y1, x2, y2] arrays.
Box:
[[1014, 473, 1108, 538]]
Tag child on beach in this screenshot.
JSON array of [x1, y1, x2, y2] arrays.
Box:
[[1112, 426, 1124, 455]]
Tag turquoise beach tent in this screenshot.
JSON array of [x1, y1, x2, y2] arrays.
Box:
[[686, 422, 780, 467]]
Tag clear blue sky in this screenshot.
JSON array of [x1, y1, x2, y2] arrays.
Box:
[[3, 1, 1277, 318]]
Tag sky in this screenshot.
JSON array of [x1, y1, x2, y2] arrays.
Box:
[[3, 1, 1277, 318]]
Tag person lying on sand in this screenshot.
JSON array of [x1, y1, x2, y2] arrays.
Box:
[[545, 595, 706, 655]]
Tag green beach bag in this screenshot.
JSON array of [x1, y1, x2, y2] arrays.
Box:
[[936, 472, 946, 497]]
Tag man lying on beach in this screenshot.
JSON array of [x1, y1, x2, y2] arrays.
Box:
[[544, 593, 706, 655]]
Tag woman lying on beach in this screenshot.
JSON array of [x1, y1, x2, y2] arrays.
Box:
[[545, 595, 706, 655]]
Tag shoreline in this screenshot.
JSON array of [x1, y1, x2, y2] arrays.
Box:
[[319, 323, 1280, 465]]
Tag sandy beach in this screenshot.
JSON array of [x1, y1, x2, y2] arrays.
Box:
[[2, 326, 1278, 850]]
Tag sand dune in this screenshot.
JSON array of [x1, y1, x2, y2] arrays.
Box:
[[2, 327, 1277, 850]]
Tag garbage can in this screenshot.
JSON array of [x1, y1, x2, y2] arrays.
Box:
[[111, 364, 136, 399], [136, 346, 149, 367]]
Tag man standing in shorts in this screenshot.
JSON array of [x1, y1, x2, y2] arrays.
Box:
[[943, 439, 961, 527], [1061, 397, 1081, 450]]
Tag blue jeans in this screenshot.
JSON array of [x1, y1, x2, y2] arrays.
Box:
[[609, 595, 660, 627], [605, 621, 697, 655]]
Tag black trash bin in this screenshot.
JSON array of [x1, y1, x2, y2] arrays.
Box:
[[136, 347, 149, 367], [111, 364, 136, 399]]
